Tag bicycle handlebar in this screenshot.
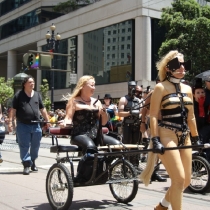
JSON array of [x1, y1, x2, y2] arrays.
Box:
[[31, 120, 73, 126], [142, 143, 210, 154]]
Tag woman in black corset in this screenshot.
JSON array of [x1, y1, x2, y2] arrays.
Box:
[[140, 50, 201, 210], [60, 75, 120, 154]]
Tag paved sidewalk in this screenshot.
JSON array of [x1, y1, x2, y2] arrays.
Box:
[[0, 134, 209, 209]]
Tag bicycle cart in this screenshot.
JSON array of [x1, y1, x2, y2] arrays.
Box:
[[46, 127, 143, 210], [188, 150, 210, 193]]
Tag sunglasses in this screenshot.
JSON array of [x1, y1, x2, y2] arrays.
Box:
[[135, 91, 142, 94], [166, 57, 191, 71]]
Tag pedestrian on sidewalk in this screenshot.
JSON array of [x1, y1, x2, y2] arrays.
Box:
[[8, 75, 50, 175]]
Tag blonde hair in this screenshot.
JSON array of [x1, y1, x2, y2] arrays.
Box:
[[156, 50, 183, 81], [64, 75, 95, 102]]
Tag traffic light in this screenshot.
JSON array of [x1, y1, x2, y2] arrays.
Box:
[[23, 53, 29, 67], [39, 54, 52, 69], [22, 53, 52, 69], [22, 53, 36, 68], [28, 53, 34, 67]]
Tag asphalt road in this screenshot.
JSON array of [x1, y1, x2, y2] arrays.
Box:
[[0, 134, 210, 210]]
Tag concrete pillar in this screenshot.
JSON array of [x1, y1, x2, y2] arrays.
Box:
[[135, 16, 151, 84], [7, 50, 17, 79], [77, 34, 84, 80]]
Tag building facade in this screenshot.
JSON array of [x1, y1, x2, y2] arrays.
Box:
[[0, 0, 197, 108]]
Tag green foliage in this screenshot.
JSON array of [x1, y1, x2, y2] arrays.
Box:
[[53, 0, 90, 14], [40, 79, 51, 111], [0, 77, 14, 107], [159, 0, 210, 81]]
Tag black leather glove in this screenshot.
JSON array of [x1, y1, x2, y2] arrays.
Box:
[[151, 136, 164, 154], [142, 138, 150, 149], [130, 110, 139, 117], [191, 136, 202, 146]]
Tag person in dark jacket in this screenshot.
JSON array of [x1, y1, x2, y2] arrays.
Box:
[[118, 81, 142, 167], [198, 76, 210, 162], [192, 78, 205, 133]]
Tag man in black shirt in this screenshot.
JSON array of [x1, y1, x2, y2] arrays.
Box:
[[8, 75, 50, 175], [118, 81, 142, 167]]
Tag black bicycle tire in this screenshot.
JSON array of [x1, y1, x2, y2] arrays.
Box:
[[109, 159, 138, 203], [188, 155, 210, 193], [46, 163, 74, 210]]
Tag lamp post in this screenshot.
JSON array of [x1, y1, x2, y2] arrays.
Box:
[[45, 23, 61, 112]]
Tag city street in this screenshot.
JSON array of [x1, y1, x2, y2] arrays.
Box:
[[0, 134, 210, 210]]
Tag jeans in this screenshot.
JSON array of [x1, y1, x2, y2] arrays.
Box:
[[16, 122, 42, 166]]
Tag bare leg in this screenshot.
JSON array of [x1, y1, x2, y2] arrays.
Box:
[[157, 128, 192, 210]]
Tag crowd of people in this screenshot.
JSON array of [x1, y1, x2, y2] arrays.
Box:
[[1, 49, 210, 210]]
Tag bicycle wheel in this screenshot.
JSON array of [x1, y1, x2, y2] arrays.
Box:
[[46, 163, 73, 210], [188, 155, 210, 193], [109, 159, 138, 203]]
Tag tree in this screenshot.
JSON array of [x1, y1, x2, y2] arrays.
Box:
[[158, 0, 210, 80], [0, 77, 14, 108], [53, 0, 91, 14], [39, 79, 51, 111]]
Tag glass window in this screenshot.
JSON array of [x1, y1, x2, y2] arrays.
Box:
[[41, 36, 77, 90], [108, 31, 111, 35], [83, 19, 134, 84], [122, 29, 125, 33], [0, 0, 31, 16], [151, 18, 166, 80], [0, 7, 63, 40]]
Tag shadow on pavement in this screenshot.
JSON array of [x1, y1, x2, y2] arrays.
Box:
[[71, 199, 134, 209], [184, 187, 210, 196], [23, 200, 134, 210], [0, 171, 23, 175], [22, 203, 52, 210]]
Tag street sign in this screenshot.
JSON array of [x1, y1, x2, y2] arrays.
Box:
[[70, 73, 77, 84]]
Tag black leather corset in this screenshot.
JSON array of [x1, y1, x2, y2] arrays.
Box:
[[160, 107, 189, 131], [72, 109, 99, 138]]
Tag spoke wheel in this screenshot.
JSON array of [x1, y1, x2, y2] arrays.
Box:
[[46, 163, 73, 210], [109, 159, 139, 203], [188, 155, 210, 193]]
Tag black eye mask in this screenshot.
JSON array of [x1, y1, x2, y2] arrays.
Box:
[[166, 57, 191, 72]]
